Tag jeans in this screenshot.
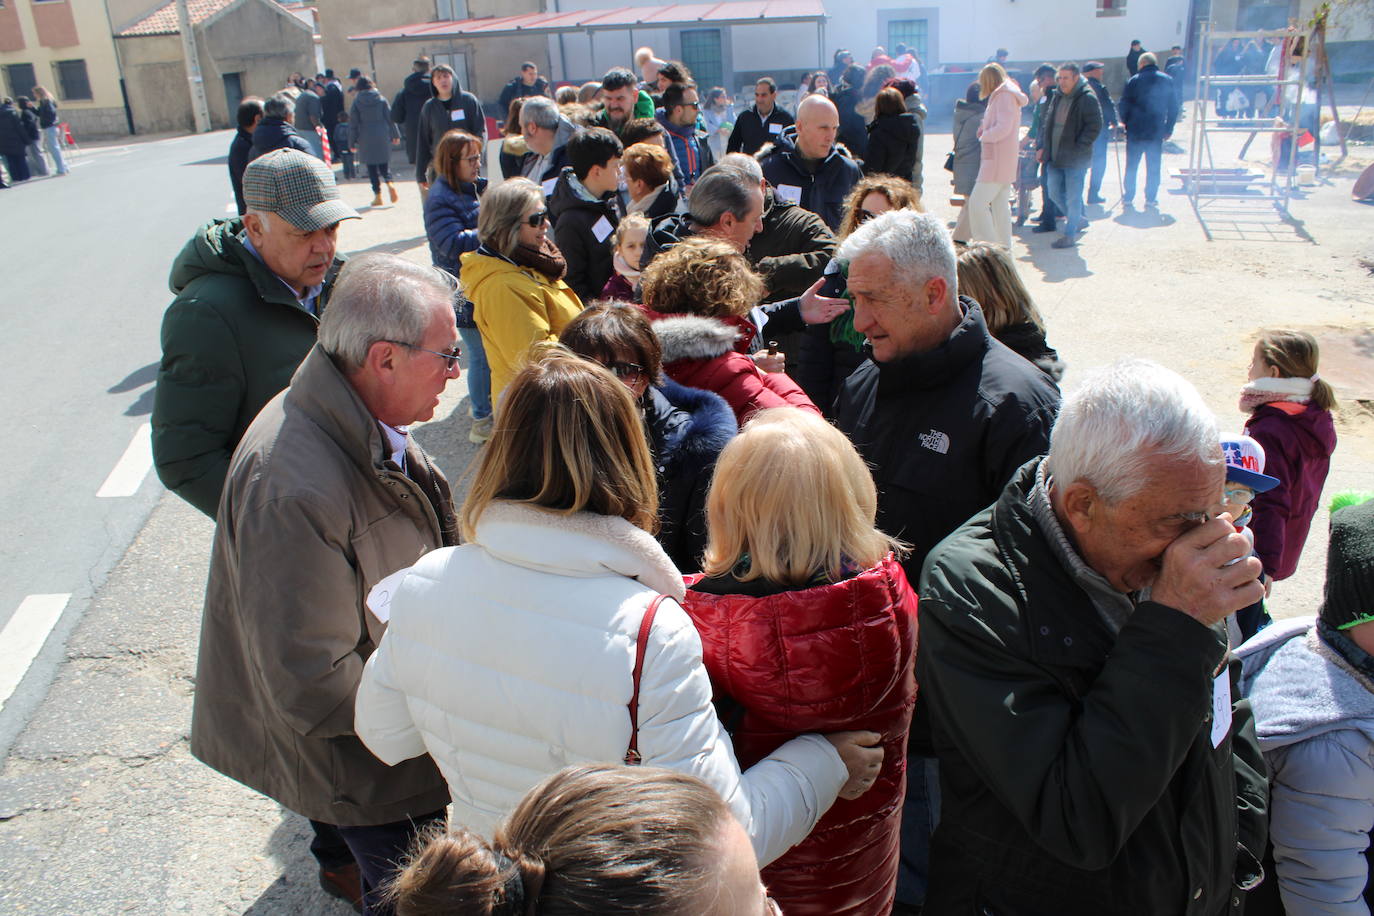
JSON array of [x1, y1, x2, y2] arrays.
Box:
[[42, 125, 67, 173], [458, 324, 491, 420], [1046, 165, 1088, 239], [1088, 132, 1108, 200], [366, 163, 391, 194], [336, 811, 447, 916], [1123, 138, 1164, 204], [1037, 162, 1060, 227], [968, 180, 1013, 249], [26, 141, 48, 176], [300, 127, 325, 160], [895, 755, 942, 906]]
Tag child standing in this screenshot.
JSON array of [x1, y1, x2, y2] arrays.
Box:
[[332, 110, 355, 180], [600, 213, 649, 301], [1241, 329, 1338, 583], [1221, 433, 1282, 644]]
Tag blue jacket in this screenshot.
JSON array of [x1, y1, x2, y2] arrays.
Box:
[[757, 126, 863, 232], [1118, 65, 1179, 142], [658, 112, 712, 187], [248, 117, 311, 162], [424, 176, 483, 275]]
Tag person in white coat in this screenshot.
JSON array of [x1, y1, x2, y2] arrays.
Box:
[[355, 347, 882, 867]]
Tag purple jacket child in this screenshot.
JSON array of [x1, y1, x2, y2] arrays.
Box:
[[1245, 401, 1337, 580]]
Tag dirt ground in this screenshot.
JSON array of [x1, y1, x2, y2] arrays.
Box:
[[340, 121, 1374, 624]]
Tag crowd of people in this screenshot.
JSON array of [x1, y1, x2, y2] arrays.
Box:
[[0, 85, 70, 187], [144, 36, 1365, 916]]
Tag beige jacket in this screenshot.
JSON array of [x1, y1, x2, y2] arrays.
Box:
[[190, 344, 456, 826]]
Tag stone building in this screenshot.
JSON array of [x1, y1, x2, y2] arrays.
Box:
[[113, 0, 315, 134]]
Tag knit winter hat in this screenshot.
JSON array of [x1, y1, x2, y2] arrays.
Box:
[[1320, 495, 1374, 630]]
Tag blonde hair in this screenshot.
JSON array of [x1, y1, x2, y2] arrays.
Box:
[[838, 174, 923, 239], [956, 242, 1045, 335], [460, 347, 659, 540], [477, 177, 543, 257], [386, 765, 733, 916], [978, 62, 1007, 100], [612, 212, 650, 251], [702, 409, 902, 586], [640, 236, 764, 318], [1255, 328, 1337, 411]]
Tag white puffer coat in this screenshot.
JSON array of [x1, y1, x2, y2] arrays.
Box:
[[355, 501, 847, 865]]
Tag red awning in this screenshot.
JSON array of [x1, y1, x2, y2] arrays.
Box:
[[348, 0, 825, 42]]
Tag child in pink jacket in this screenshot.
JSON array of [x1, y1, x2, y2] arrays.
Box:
[[968, 64, 1028, 250]]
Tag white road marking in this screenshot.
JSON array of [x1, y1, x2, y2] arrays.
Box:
[[97, 423, 153, 498], [0, 594, 71, 712]]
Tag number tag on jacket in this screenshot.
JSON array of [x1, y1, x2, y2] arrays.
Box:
[[450, 109, 466, 121], [1210, 670, 1231, 748]]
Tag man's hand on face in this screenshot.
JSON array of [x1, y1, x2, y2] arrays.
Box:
[[1151, 514, 1265, 628]]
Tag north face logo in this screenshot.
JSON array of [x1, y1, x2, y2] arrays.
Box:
[[918, 429, 950, 454]]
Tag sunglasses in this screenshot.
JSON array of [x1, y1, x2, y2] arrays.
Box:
[[525, 210, 549, 227], [607, 361, 646, 382], [385, 340, 462, 371]]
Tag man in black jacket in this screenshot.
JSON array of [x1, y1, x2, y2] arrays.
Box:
[[1083, 62, 1118, 204], [1127, 39, 1145, 75], [392, 57, 431, 164], [917, 360, 1268, 915], [757, 95, 862, 231], [415, 64, 485, 190], [550, 128, 624, 301], [832, 209, 1060, 914], [726, 77, 795, 156], [228, 97, 263, 215], [249, 93, 313, 161], [1036, 63, 1102, 249], [498, 62, 549, 113], [1118, 52, 1178, 209]]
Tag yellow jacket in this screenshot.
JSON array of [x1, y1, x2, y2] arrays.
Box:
[[462, 251, 584, 399]]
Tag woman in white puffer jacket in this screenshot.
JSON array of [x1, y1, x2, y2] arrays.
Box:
[[355, 347, 881, 867]]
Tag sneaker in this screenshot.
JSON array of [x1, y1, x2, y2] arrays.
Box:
[[469, 415, 493, 444], [1086, 195, 1106, 204], [1051, 235, 1078, 249], [1032, 222, 1057, 233], [1145, 200, 1159, 209]]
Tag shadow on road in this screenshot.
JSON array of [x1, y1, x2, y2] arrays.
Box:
[[347, 235, 428, 257], [183, 156, 228, 167], [241, 813, 354, 915], [109, 362, 158, 393]]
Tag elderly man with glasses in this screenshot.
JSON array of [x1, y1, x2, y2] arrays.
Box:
[[190, 253, 461, 916]]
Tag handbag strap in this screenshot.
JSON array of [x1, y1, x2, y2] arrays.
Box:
[[624, 595, 666, 765]]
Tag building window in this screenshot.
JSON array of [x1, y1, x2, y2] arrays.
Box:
[[434, 0, 466, 20], [4, 62, 36, 98], [53, 58, 90, 100], [887, 19, 929, 63], [1096, 0, 1127, 17], [680, 29, 723, 93]]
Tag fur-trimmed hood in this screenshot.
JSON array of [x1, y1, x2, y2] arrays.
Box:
[[647, 377, 736, 474], [650, 314, 748, 364], [754, 125, 857, 166]]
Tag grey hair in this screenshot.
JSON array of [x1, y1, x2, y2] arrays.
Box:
[[477, 178, 544, 257], [1047, 359, 1222, 504], [319, 254, 456, 370], [837, 209, 957, 306], [264, 93, 293, 119], [520, 96, 559, 131], [686, 165, 756, 227], [717, 152, 763, 184]]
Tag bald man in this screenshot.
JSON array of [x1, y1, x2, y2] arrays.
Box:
[[757, 95, 863, 231]]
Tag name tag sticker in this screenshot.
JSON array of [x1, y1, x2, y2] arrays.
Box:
[[776, 183, 802, 204], [591, 215, 614, 242], [450, 108, 466, 121], [541, 177, 558, 197], [768, 122, 783, 134], [1211, 671, 1232, 748], [366, 568, 409, 625]]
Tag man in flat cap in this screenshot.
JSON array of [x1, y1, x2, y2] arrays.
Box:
[[1082, 61, 1117, 205], [153, 148, 360, 519]]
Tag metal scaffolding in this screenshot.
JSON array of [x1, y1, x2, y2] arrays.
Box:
[[1186, 20, 1313, 220]]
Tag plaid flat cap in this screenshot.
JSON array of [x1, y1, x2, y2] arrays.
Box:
[[243, 149, 359, 232]]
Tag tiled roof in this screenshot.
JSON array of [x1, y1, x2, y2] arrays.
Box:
[[116, 0, 238, 38]]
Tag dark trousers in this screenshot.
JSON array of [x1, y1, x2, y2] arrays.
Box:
[[312, 811, 446, 916], [366, 162, 391, 194], [339, 151, 356, 180], [895, 755, 942, 907], [3, 153, 30, 183], [1123, 138, 1164, 204]]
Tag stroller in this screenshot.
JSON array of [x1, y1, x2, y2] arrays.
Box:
[[1012, 145, 1040, 227]]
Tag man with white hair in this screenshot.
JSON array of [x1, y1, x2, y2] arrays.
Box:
[[756, 94, 863, 230], [832, 209, 1059, 913], [519, 95, 578, 192], [917, 360, 1269, 913], [191, 254, 460, 915]]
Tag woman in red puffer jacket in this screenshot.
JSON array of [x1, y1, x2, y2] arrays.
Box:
[[639, 235, 819, 426], [682, 407, 918, 916]]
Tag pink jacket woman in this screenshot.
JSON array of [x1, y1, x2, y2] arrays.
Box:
[[977, 79, 1028, 185]]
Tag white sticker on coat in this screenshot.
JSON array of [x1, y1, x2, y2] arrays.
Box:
[[776, 183, 802, 204], [591, 215, 614, 242]]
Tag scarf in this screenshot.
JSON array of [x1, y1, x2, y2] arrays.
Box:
[[1239, 375, 1313, 413], [628, 182, 669, 214], [510, 236, 567, 283], [612, 251, 642, 282]]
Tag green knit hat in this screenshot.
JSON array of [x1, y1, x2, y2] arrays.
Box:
[[1320, 494, 1374, 630]]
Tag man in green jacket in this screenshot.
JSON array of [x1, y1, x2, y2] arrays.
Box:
[[918, 360, 1269, 914], [152, 149, 358, 518]]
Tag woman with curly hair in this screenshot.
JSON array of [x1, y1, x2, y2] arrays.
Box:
[[797, 175, 922, 413], [639, 237, 819, 425]]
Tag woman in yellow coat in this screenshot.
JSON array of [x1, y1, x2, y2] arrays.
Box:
[[462, 177, 583, 400]]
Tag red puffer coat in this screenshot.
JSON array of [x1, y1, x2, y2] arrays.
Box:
[[682, 555, 918, 915], [644, 309, 818, 426]]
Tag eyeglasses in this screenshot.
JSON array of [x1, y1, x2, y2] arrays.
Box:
[[384, 340, 461, 371], [525, 210, 549, 227], [607, 361, 646, 382], [1223, 485, 1256, 507], [460, 154, 482, 164]]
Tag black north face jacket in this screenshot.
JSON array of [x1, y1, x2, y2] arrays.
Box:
[[833, 298, 1060, 583]]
